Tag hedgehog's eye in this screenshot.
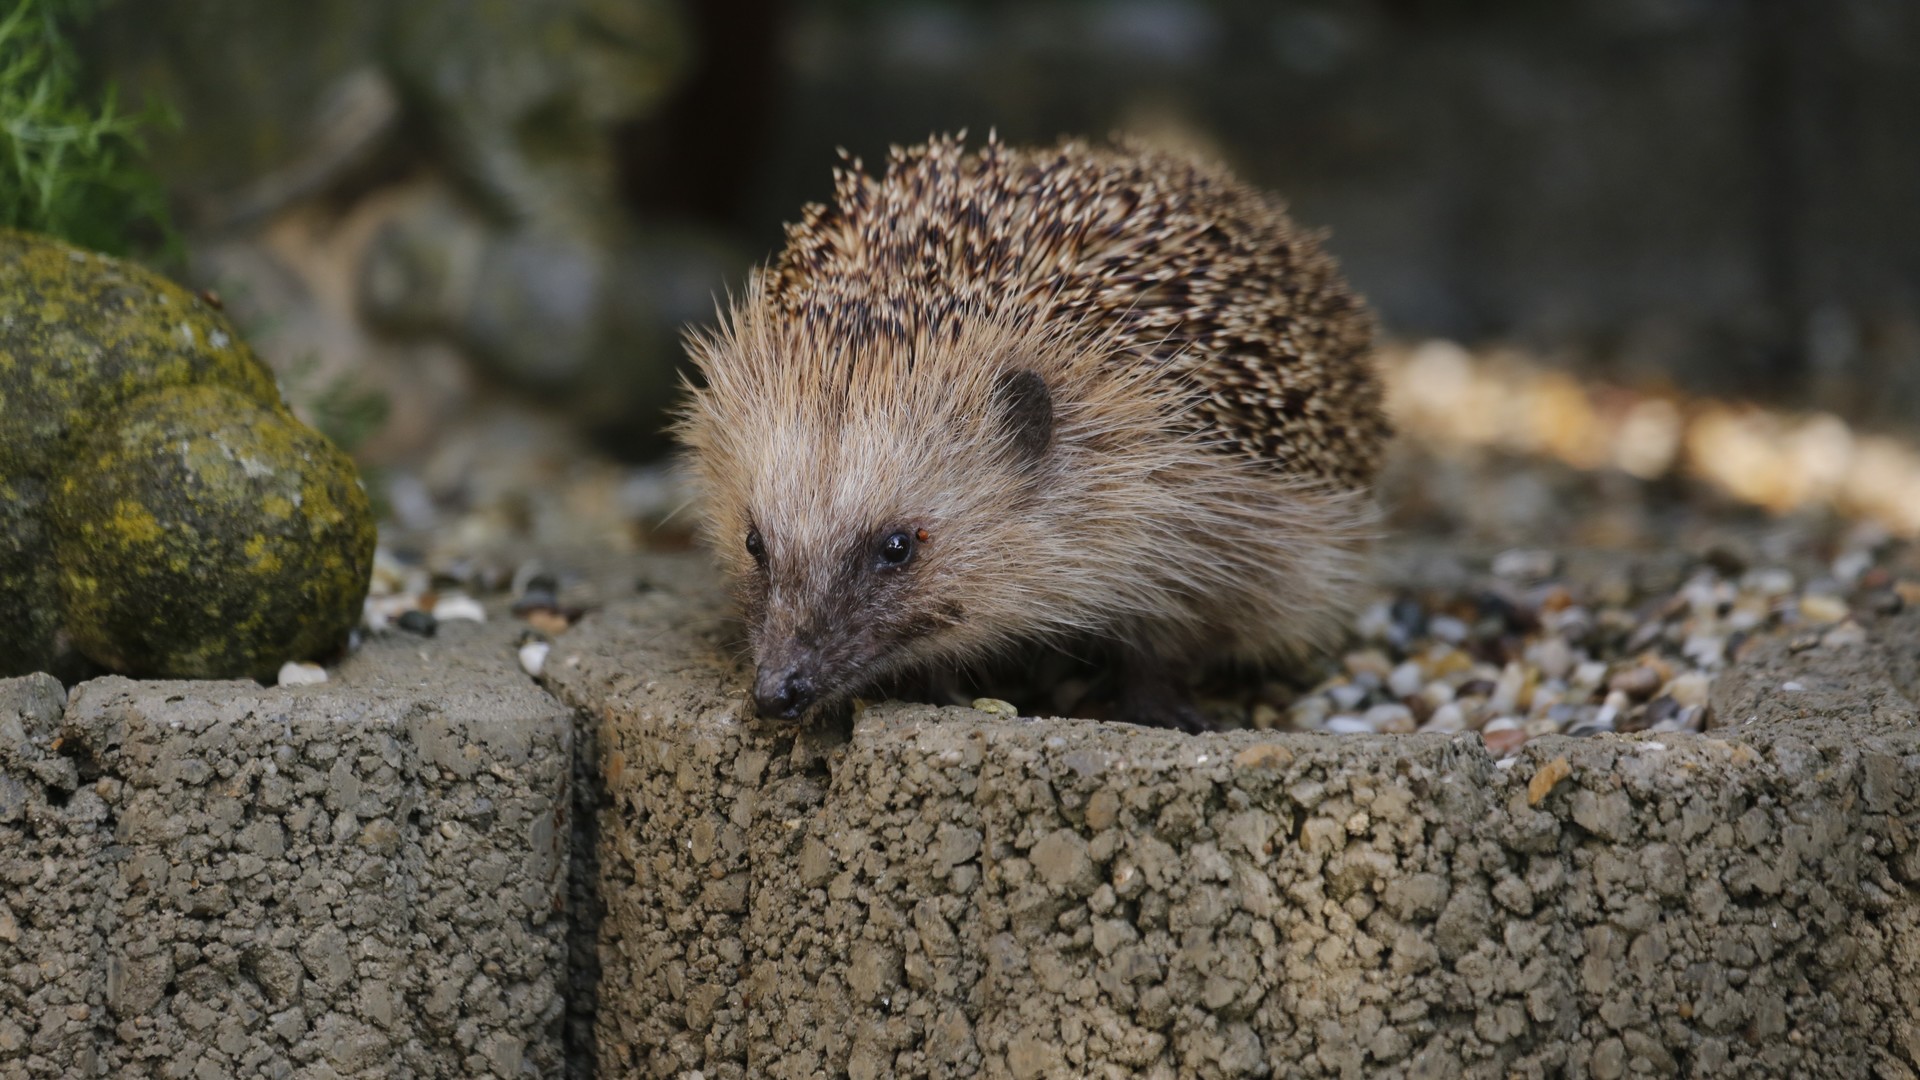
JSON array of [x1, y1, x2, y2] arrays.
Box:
[[876, 530, 916, 568], [745, 526, 766, 566]]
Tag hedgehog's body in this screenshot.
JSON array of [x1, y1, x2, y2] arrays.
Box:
[[680, 135, 1388, 728]]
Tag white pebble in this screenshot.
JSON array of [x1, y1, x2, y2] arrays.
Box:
[[1593, 689, 1629, 729], [1388, 661, 1426, 700], [1328, 683, 1369, 711], [1681, 576, 1723, 618], [1529, 637, 1574, 680], [1682, 634, 1726, 668], [1654, 706, 1705, 733], [1492, 548, 1557, 581], [433, 593, 487, 622], [1798, 593, 1849, 625], [1665, 672, 1712, 709], [1742, 567, 1795, 597], [1821, 620, 1867, 649], [518, 641, 551, 677], [1780, 681, 1805, 692], [1324, 714, 1373, 734], [1419, 703, 1467, 733], [1355, 601, 1395, 643], [1345, 650, 1393, 679], [1289, 697, 1330, 729], [1364, 703, 1417, 733], [1428, 615, 1470, 644], [1419, 681, 1456, 709], [1488, 662, 1526, 714], [1571, 661, 1608, 689], [277, 661, 327, 687], [1831, 550, 1873, 587], [1482, 716, 1522, 733]]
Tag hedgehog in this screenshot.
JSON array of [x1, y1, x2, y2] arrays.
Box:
[[678, 133, 1389, 730]]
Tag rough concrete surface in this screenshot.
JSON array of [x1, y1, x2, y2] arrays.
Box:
[[0, 619, 573, 1079], [545, 554, 1919, 1080]]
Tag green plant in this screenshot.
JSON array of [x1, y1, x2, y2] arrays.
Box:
[[0, 0, 175, 255]]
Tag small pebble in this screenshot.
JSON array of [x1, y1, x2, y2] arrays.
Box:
[[1419, 703, 1467, 733], [1831, 550, 1873, 587], [1428, 615, 1470, 644], [1488, 662, 1527, 713], [518, 640, 551, 677], [1608, 665, 1661, 700], [397, 610, 438, 637], [1681, 634, 1725, 667], [1387, 661, 1426, 700], [1418, 680, 1456, 709], [1481, 719, 1527, 756], [277, 661, 327, 687], [1820, 620, 1867, 649], [1250, 703, 1281, 730], [1324, 714, 1373, 734], [1355, 602, 1396, 644], [433, 594, 487, 623], [1529, 636, 1574, 680], [1797, 593, 1849, 625], [1639, 696, 1681, 730], [1522, 716, 1559, 738], [1665, 672, 1712, 708], [1289, 697, 1330, 729], [1593, 689, 1628, 729], [971, 697, 1018, 718], [1364, 703, 1417, 733], [1344, 650, 1393, 679], [1743, 567, 1795, 597], [1327, 683, 1369, 711], [1456, 678, 1496, 701], [512, 590, 560, 616], [1492, 548, 1557, 581], [1653, 705, 1705, 733]]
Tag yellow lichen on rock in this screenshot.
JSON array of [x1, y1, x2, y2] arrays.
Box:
[[1, 230, 375, 680]]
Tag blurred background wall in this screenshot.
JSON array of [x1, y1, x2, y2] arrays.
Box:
[[82, 0, 1920, 475]]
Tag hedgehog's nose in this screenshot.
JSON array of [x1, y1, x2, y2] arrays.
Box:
[[753, 666, 818, 719]]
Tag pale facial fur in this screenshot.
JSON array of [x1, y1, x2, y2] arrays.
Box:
[[678, 299, 1377, 720]]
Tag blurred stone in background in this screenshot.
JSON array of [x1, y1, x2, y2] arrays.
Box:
[[83, 0, 1920, 492], [86, 0, 740, 477]]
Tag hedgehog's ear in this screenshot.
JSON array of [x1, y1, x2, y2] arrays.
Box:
[[991, 369, 1053, 467]]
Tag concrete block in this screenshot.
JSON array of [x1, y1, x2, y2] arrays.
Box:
[[0, 621, 573, 1079], [546, 555, 1920, 1079]]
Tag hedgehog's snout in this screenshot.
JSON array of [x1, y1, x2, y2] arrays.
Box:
[[753, 661, 819, 720]]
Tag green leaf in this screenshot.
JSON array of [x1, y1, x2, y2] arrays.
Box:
[[0, 0, 176, 256]]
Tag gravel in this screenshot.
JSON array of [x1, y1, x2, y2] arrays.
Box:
[[1237, 531, 1913, 756]]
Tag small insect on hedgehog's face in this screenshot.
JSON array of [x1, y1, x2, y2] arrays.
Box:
[[681, 325, 1063, 720]]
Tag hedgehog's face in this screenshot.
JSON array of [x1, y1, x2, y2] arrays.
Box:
[[716, 368, 1058, 720]]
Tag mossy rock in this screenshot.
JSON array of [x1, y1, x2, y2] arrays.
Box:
[[0, 229, 282, 476], [0, 230, 374, 680], [50, 386, 376, 679]]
